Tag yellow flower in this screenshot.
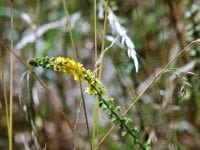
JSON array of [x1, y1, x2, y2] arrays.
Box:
[[29, 56, 105, 95], [84, 72, 105, 95], [53, 57, 86, 81]]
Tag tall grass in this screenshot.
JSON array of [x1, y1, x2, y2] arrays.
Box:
[[91, 0, 99, 148], [8, 1, 14, 149]]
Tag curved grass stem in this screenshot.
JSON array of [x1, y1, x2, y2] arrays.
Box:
[[96, 39, 200, 147]]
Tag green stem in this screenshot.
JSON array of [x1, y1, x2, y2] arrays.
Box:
[[84, 76, 145, 149], [98, 96, 145, 149], [9, 1, 14, 150], [98, 0, 109, 79], [92, 0, 99, 149], [62, 1, 92, 149], [79, 82, 92, 150]]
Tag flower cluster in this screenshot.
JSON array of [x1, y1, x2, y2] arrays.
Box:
[[29, 56, 105, 95]]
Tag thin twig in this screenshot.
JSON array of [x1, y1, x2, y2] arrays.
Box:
[[95, 35, 120, 69]]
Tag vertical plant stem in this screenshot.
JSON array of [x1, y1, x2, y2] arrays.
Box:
[[62, 1, 92, 149], [94, 1, 109, 149], [35, 0, 41, 25], [94, 0, 98, 64], [98, 0, 109, 80], [62, 0, 78, 58], [92, 0, 99, 149], [9, 1, 14, 150], [92, 99, 99, 149]]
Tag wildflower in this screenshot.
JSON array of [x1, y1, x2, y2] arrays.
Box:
[[85, 75, 105, 95], [29, 56, 145, 148], [29, 56, 105, 95]]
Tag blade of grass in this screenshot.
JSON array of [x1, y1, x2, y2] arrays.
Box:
[[94, 1, 109, 149], [93, 1, 109, 149], [92, 0, 99, 149], [98, 0, 109, 80], [62, 1, 92, 149], [92, 99, 99, 149], [96, 39, 200, 147], [94, 0, 98, 64], [9, 1, 14, 149]]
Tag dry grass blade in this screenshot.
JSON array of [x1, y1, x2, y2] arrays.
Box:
[[9, 1, 14, 149]]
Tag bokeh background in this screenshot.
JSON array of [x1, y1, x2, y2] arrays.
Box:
[[0, 0, 200, 149]]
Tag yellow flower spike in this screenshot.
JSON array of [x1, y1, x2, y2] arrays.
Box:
[[29, 56, 105, 95], [29, 56, 146, 148]]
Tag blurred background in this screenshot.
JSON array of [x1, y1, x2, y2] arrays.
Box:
[[0, 0, 200, 149]]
